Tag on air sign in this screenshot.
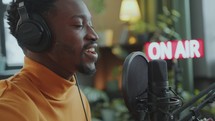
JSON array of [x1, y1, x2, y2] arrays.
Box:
[[144, 39, 204, 60]]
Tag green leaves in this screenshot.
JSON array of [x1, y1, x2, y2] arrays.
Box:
[[90, 0, 106, 14]]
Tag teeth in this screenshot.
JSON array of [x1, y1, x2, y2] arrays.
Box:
[[86, 48, 95, 52]]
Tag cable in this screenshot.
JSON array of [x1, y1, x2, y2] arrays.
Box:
[[74, 74, 89, 121]]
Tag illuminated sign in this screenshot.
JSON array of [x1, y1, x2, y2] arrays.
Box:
[[144, 39, 204, 60]]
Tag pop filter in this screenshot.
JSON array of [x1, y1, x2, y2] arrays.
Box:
[[122, 51, 149, 121]]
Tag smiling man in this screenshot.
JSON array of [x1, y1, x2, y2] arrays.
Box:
[[0, 0, 99, 121]]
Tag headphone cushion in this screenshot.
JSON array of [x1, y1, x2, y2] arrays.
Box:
[[16, 14, 52, 52]]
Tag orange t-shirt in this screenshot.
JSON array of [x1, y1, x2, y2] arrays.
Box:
[[0, 57, 91, 121]]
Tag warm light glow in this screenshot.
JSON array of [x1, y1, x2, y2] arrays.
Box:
[[128, 36, 137, 44], [119, 0, 141, 22]]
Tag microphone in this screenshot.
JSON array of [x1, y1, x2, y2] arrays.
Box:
[[122, 52, 215, 121], [148, 59, 172, 121], [122, 51, 182, 121]]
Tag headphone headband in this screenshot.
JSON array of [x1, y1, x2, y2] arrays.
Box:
[[17, 2, 29, 20]]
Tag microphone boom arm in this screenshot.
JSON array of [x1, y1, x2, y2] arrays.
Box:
[[171, 83, 215, 121]]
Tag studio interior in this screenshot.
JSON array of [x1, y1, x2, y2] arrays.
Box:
[[0, 0, 214, 121]]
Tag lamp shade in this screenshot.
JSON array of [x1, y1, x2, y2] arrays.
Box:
[[119, 0, 141, 22]]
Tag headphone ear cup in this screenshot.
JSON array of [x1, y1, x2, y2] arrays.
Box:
[[16, 14, 52, 52]]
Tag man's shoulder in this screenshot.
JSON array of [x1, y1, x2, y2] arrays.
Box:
[[0, 78, 29, 102], [0, 79, 38, 121], [0, 98, 37, 121], [0, 80, 8, 97], [0, 76, 24, 97], [0, 76, 34, 104]]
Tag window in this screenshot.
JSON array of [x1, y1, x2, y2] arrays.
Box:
[[2, 0, 12, 4], [4, 15, 24, 67], [0, 0, 24, 71]]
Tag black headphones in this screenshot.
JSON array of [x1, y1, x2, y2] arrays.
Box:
[[15, 2, 52, 52]]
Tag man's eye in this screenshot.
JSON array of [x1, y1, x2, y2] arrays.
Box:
[[74, 25, 83, 28]]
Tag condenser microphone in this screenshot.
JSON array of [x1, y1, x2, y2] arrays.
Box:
[[148, 60, 181, 121], [122, 51, 182, 121], [148, 60, 170, 121]]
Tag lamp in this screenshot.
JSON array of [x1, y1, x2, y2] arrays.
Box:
[[119, 0, 141, 23]]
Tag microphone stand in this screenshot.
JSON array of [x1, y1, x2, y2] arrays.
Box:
[[170, 83, 215, 121], [173, 60, 182, 94]]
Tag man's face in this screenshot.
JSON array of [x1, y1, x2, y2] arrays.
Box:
[[45, 0, 99, 76]]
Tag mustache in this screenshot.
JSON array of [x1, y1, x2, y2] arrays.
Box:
[[83, 41, 98, 50], [54, 40, 97, 50]]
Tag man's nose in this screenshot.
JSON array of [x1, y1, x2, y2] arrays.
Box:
[[86, 26, 99, 41]]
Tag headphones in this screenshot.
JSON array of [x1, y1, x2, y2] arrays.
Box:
[[15, 2, 52, 52]]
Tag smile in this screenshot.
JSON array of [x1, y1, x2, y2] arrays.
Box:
[[86, 47, 96, 54], [84, 43, 98, 62]]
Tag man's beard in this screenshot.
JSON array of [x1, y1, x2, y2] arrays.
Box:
[[77, 61, 97, 75], [77, 42, 98, 75]]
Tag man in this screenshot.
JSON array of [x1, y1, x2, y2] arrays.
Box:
[[0, 0, 99, 121]]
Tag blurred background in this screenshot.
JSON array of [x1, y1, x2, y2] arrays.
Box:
[[0, 0, 214, 121]]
